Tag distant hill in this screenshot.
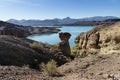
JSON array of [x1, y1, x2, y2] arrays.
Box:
[[0, 20, 30, 37], [0, 20, 60, 37], [7, 16, 119, 26], [63, 19, 120, 26]]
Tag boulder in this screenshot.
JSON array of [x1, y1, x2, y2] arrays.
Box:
[[58, 32, 71, 57], [75, 29, 100, 49]]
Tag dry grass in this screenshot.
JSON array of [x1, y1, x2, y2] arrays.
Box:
[[40, 59, 59, 76], [30, 42, 44, 49]]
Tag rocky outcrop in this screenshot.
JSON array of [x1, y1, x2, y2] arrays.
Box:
[[30, 27, 61, 34], [75, 30, 100, 49], [74, 22, 120, 55], [0, 26, 27, 37], [0, 35, 68, 69], [0, 21, 29, 37], [58, 32, 71, 57], [0, 21, 60, 37]]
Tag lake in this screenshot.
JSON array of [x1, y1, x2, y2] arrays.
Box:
[[27, 26, 93, 47]]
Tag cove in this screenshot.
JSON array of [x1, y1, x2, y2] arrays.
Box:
[[27, 26, 93, 47]]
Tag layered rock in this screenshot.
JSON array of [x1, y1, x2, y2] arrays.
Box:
[[74, 22, 120, 55], [75, 30, 100, 49]]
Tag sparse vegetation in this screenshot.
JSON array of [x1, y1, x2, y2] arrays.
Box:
[[30, 42, 59, 51], [71, 44, 79, 54], [50, 44, 61, 53], [40, 59, 59, 76], [113, 35, 120, 43], [30, 42, 52, 54], [30, 42, 44, 49], [72, 45, 81, 58], [71, 44, 88, 58]]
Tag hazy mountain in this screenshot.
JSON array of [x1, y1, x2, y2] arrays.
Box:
[[7, 16, 119, 26]]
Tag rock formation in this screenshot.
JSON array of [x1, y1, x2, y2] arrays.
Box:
[[75, 30, 100, 49], [0, 21, 60, 37], [58, 32, 71, 57], [0, 26, 27, 37], [0, 35, 68, 69], [74, 22, 120, 55]]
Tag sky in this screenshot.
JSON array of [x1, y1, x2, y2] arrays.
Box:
[[0, 0, 120, 21]]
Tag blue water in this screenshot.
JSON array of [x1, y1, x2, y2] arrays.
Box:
[[27, 26, 93, 47]]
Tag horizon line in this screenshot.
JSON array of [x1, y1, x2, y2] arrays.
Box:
[[2, 16, 120, 21]]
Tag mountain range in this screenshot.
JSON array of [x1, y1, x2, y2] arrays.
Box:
[[7, 16, 119, 26]]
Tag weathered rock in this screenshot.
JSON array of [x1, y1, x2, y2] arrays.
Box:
[[0, 21, 61, 37], [87, 32, 100, 49], [0, 35, 68, 69], [75, 29, 100, 49], [58, 32, 71, 57], [0, 26, 27, 37], [74, 22, 120, 56]]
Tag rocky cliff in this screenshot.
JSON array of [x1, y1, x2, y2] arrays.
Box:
[[72, 22, 120, 56], [50, 21, 120, 80]]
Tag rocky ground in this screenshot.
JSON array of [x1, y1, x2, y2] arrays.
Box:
[[1, 51, 120, 80], [58, 51, 120, 80], [0, 22, 120, 80], [0, 35, 68, 69]]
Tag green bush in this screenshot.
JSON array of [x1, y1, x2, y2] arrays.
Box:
[[40, 59, 58, 76]]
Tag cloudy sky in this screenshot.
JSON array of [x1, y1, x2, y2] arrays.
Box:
[[0, 0, 120, 21]]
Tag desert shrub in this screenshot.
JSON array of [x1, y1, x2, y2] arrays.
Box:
[[71, 44, 79, 55], [71, 44, 80, 58], [72, 50, 80, 58], [30, 42, 57, 53], [40, 59, 58, 76], [113, 35, 120, 43], [77, 50, 87, 58], [72, 49, 88, 58], [50, 44, 60, 53], [30, 42, 44, 49]]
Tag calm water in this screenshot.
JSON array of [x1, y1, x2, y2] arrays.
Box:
[[27, 26, 93, 47]]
